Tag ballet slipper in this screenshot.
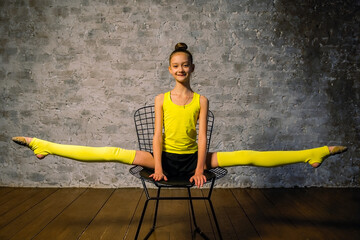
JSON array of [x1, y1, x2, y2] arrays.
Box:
[[12, 137, 32, 146], [329, 146, 348, 155], [310, 146, 347, 168], [12, 136, 46, 159]]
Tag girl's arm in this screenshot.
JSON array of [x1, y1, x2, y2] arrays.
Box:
[[149, 94, 168, 181], [190, 95, 209, 187]]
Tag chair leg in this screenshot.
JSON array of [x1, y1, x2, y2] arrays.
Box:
[[187, 187, 199, 228], [208, 199, 223, 240], [135, 179, 155, 240], [135, 178, 222, 240], [188, 187, 211, 240], [134, 198, 150, 240], [135, 184, 162, 240], [152, 187, 161, 229]]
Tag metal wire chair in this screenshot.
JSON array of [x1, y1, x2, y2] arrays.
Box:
[[129, 105, 227, 239]]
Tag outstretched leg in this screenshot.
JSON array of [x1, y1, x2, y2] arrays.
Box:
[[206, 146, 347, 169], [12, 137, 155, 168]]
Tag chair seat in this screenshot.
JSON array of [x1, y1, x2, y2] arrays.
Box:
[[139, 167, 216, 187], [130, 165, 227, 187]]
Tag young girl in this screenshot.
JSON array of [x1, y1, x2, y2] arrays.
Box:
[[12, 43, 347, 188]]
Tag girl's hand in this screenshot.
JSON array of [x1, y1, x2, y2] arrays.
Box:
[[149, 171, 168, 182], [190, 173, 207, 188]]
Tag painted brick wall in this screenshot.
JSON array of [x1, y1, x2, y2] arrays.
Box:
[[1, 0, 359, 188]]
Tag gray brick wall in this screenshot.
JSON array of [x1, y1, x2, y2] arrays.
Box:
[[1, 0, 358, 188]]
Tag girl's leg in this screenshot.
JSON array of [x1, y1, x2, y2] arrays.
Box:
[[132, 151, 155, 169], [206, 146, 347, 169], [13, 137, 155, 168]]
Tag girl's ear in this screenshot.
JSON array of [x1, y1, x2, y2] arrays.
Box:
[[191, 64, 195, 72]]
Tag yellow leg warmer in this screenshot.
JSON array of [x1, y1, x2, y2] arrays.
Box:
[[29, 138, 136, 165], [217, 146, 330, 167]]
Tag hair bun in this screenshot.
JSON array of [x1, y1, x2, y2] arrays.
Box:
[[175, 42, 188, 51]]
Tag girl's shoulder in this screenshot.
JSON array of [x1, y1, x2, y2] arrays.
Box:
[[154, 93, 165, 105], [199, 94, 209, 105], [155, 93, 165, 98]]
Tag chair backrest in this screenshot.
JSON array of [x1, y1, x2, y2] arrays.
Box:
[[134, 105, 214, 154]]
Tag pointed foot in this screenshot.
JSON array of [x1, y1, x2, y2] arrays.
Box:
[[12, 137, 31, 146], [311, 146, 348, 168], [329, 146, 348, 155], [12, 137, 46, 159]]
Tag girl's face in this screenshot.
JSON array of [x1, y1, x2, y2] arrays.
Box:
[[168, 52, 194, 84]]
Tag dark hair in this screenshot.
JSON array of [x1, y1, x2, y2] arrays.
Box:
[[169, 42, 193, 64]]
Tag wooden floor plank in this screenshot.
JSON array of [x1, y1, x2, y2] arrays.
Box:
[[246, 188, 310, 240], [123, 188, 157, 240], [0, 187, 358, 240], [126, 188, 202, 240], [78, 188, 143, 240], [261, 188, 328, 240], [6, 188, 86, 240], [0, 188, 57, 229], [270, 188, 358, 239], [191, 189, 215, 239], [0, 187, 14, 199], [232, 188, 291, 240], [310, 188, 360, 223], [287, 189, 346, 239], [126, 188, 218, 239], [212, 188, 260, 240], [0, 188, 40, 215], [32, 188, 114, 240], [152, 189, 193, 239], [299, 188, 360, 239]]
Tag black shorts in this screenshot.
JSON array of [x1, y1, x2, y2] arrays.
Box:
[[161, 151, 198, 177]]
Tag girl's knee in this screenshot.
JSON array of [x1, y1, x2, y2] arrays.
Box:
[[206, 152, 219, 169], [133, 151, 155, 168]]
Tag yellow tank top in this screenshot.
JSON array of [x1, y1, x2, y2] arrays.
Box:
[[162, 91, 200, 154]]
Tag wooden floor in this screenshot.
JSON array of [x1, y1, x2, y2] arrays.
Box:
[[0, 187, 359, 240]]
